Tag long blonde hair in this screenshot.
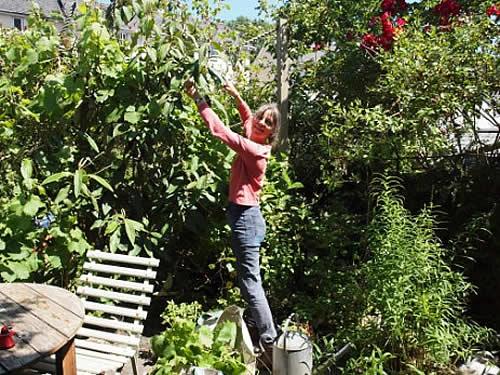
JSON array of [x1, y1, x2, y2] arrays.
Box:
[[254, 103, 281, 149]]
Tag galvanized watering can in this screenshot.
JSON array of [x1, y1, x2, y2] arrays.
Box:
[[273, 328, 313, 374]]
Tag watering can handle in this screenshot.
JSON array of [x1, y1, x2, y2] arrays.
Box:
[[280, 313, 295, 352], [282, 313, 295, 333]]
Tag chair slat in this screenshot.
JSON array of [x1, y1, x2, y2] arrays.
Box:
[[83, 315, 144, 334], [78, 286, 151, 306], [79, 274, 154, 293], [87, 250, 160, 267], [83, 300, 148, 320], [75, 339, 136, 358], [76, 347, 128, 365], [83, 262, 157, 279], [77, 327, 140, 346], [76, 353, 123, 374]]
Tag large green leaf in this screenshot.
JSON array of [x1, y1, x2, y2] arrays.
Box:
[[23, 195, 45, 216], [73, 169, 84, 198], [105, 220, 120, 235], [26, 49, 39, 65], [47, 255, 62, 268], [109, 230, 121, 253], [214, 321, 236, 347], [88, 174, 114, 192], [7, 261, 31, 280], [42, 172, 72, 185], [124, 218, 143, 246], [21, 159, 33, 180], [124, 106, 141, 124], [84, 133, 100, 153], [54, 186, 70, 204]]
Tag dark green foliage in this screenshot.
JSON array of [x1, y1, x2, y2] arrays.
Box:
[[151, 301, 247, 374], [0, 1, 232, 286], [343, 176, 494, 372]]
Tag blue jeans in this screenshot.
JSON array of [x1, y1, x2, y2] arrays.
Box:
[[226, 202, 277, 346]]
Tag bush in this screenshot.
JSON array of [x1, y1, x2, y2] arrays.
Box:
[[151, 301, 247, 375], [343, 176, 495, 373]]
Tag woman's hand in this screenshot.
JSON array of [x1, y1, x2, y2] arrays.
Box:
[[184, 79, 198, 99], [223, 81, 239, 98]]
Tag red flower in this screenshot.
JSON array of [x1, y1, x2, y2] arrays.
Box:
[[380, 12, 395, 35], [486, 4, 500, 16], [434, 0, 461, 27], [397, 0, 407, 12], [361, 12, 408, 52], [381, 0, 407, 13], [396, 18, 407, 27], [381, 0, 396, 12], [379, 34, 394, 50], [434, 0, 461, 18], [361, 33, 379, 51]]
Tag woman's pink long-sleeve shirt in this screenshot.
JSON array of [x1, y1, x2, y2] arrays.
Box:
[[197, 101, 271, 206]]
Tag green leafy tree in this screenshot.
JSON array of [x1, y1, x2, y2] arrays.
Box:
[[282, 0, 498, 185], [0, 0, 237, 286]]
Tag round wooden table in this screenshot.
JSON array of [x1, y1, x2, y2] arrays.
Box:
[[0, 283, 84, 375]]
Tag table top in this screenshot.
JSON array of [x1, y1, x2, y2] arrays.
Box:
[[0, 283, 84, 374]]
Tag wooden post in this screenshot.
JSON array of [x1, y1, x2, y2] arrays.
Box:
[[56, 338, 77, 375], [276, 18, 290, 151]]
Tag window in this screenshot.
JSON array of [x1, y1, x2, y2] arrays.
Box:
[[13, 18, 23, 30]]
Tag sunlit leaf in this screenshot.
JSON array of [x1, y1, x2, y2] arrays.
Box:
[[21, 159, 33, 180], [88, 174, 114, 192], [42, 172, 72, 185], [74, 169, 84, 198]]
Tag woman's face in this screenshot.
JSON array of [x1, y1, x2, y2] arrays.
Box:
[[250, 110, 275, 144]]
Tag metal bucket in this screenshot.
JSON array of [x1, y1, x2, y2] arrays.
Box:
[[273, 331, 313, 375]]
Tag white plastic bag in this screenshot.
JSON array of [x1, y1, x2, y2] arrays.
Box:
[[214, 305, 257, 375]]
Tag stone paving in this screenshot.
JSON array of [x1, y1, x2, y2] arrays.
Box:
[[120, 336, 155, 375]]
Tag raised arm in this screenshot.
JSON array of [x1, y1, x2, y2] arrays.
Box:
[[197, 102, 263, 157], [184, 80, 264, 158], [223, 81, 252, 123]]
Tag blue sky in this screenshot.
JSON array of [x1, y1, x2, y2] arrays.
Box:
[[185, 0, 279, 21], [217, 0, 270, 21]]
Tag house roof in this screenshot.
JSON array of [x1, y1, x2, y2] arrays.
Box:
[[0, 0, 76, 16]]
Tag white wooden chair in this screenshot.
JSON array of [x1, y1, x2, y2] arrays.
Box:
[[31, 250, 160, 375]]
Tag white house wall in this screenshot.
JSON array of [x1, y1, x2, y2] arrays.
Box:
[[0, 13, 27, 29]]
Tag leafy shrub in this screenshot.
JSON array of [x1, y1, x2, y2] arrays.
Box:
[[0, 1, 235, 285], [343, 176, 495, 373], [151, 301, 247, 375], [0, 159, 92, 285]]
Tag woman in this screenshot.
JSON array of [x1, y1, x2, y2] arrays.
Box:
[[185, 79, 280, 354]]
